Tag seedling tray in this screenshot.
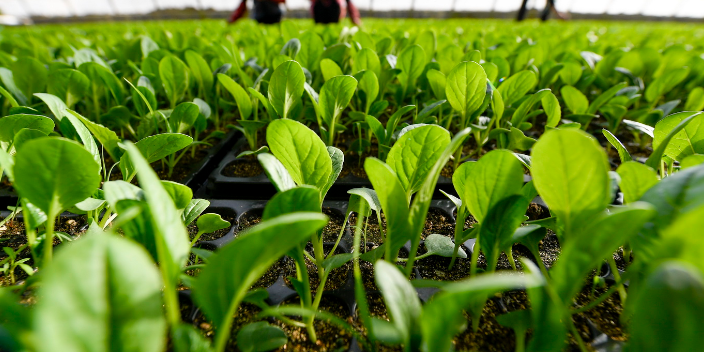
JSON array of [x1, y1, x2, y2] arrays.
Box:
[[182, 198, 621, 352], [206, 137, 532, 200], [175, 129, 240, 191]]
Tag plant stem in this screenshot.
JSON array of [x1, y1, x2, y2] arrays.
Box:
[[470, 236, 481, 276], [515, 329, 526, 352], [506, 247, 518, 271], [42, 213, 56, 265], [404, 237, 421, 278], [607, 256, 627, 305]]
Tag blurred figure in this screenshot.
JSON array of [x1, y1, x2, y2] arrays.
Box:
[[517, 0, 569, 21], [229, 0, 361, 25], [229, 0, 285, 24], [312, 0, 362, 26]]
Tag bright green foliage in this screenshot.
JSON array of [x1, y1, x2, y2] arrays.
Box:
[[268, 60, 305, 119], [445, 61, 487, 119]]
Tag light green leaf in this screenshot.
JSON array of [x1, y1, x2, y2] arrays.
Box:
[[617, 161, 658, 204], [159, 55, 190, 107], [268, 61, 305, 119], [445, 61, 488, 118], [217, 74, 252, 120], [497, 70, 536, 107], [560, 85, 588, 114]]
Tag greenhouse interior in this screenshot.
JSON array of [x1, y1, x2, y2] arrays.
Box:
[[0, 0, 703, 351]]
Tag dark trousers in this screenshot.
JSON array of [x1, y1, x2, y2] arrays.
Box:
[[253, 0, 283, 24], [517, 0, 556, 21], [313, 0, 342, 24]]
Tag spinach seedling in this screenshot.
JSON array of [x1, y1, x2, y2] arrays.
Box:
[[0, 247, 33, 285]]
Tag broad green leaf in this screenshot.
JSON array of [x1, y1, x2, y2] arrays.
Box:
[[13, 57, 47, 101], [268, 61, 305, 119], [185, 50, 214, 95], [386, 125, 450, 197], [47, 69, 89, 108], [236, 322, 287, 352], [161, 181, 193, 209], [375, 261, 422, 350], [34, 230, 165, 352], [645, 67, 689, 102], [497, 70, 536, 107], [159, 55, 190, 107], [134, 133, 193, 163], [193, 212, 327, 351], [319, 58, 343, 81], [266, 119, 332, 191], [531, 129, 610, 239], [510, 89, 551, 127], [426, 69, 446, 100], [169, 102, 200, 134], [319, 75, 357, 130], [103, 180, 144, 208], [479, 195, 530, 270], [14, 128, 51, 151], [685, 87, 704, 111], [262, 186, 320, 220], [297, 31, 324, 72], [0, 114, 54, 144], [445, 61, 488, 118], [182, 199, 210, 226], [122, 141, 190, 290], [461, 149, 524, 223], [257, 153, 297, 192], [13, 138, 100, 218], [542, 91, 561, 127], [651, 111, 704, 162], [681, 154, 704, 169], [365, 157, 410, 254], [425, 234, 466, 258], [79, 62, 125, 105], [617, 161, 658, 204], [217, 74, 252, 119], [552, 203, 655, 302], [67, 109, 123, 162], [347, 188, 381, 214], [322, 146, 344, 199], [0, 67, 28, 105], [558, 61, 581, 86], [359, 70, 379, 113], [396, 44, 427, 98], [603, 129, 632, 163], [196, 214, 230, 234], [587, 82, 628, 115], [560, 85, 588, 114], [627, 262, 704, 352], [421, 262, 544, 352], [352, 48, 381, 77]]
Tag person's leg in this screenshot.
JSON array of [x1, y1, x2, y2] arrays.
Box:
[[517, 0, 529, 21], [253, 0, 283, 24], [540, 0, 554, 21], [312, 0, 342, 24]]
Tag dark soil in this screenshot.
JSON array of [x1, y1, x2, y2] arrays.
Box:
[[108, 141, 214, 183], [575, 281, 627, 341], [222, 157, 264, 178], [274, 296, 353, 352], [282, 244, 351, 294]]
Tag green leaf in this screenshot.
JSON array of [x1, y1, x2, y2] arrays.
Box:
[[374, 260, 422, 349], [122, 141, 191, 285], [257, 153, 297, 193], [386, 125, 450, 197], [560, 85, 588, 114], [558, 61, 581, 86], [217, 73, 252, 120], [67, 109, 123, 162], [551, 203, 655, 302], [426, 69, 447, 100], [347, 188, 381, 214], [47, 69, 89, 108], [645, 67, 689, 102], [531, 128, 610, 239], [322, 146, 344, 199], [262, 186, 320, 221], [396, 44, 427, 98], [266, 119, 332, 191], [425, 234, 466, 258], [421, 262, 544, 352], [159, 55, 190, 107], [587, 82, 627, 115], [34, 229, 165, 352], [603, 129, 632, 163], [627, 262, 704, 352], [268, 60, 305, 119], [319, 75, 357, 132], [193, 212, 327, 351], [160, 181, 193, 209], [0, 114, 54, 144], [0, 67, 27, 106], [510, 89, 552, 127], [182, 199, 210, 226], [445, 61, 488, 118], [497, 70, 537, 107], [365, 157, 410, 254], [681, 154, 704, 169], [13, 138, 100, 218], [169, 102, 200, 134], [185, 50, 214, 95], [479, 195, 531, 270], [13, 57, 47, 101], [685, 87, 704, 111], [13, 128, 49, 151], [297, 31, 324, 72], [352, 48, 381, 77], [617, 161, 658, 204], [542, 91, 561, 128], [236, 322, 287, 352], [319, 58, 343, 81], [79, 62, 125, 105], [651, 111, 704, 163], [196, 214, 230, 234], [359, 70, 379, 113], [103, 180, 144, 208], [460, 149, 524, 223]]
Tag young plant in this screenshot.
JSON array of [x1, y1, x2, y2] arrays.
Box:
[[0, 247, 33, 285], [189, 213, 230, 246]]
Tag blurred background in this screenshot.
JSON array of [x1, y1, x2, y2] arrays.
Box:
[[1, 0, 703, 25]]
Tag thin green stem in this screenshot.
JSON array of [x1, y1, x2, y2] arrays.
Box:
[[607, 256, 628, 305], [42, 213, 56, 265]]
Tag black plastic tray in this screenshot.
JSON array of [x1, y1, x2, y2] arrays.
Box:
[[180, 198, 621, 352]]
